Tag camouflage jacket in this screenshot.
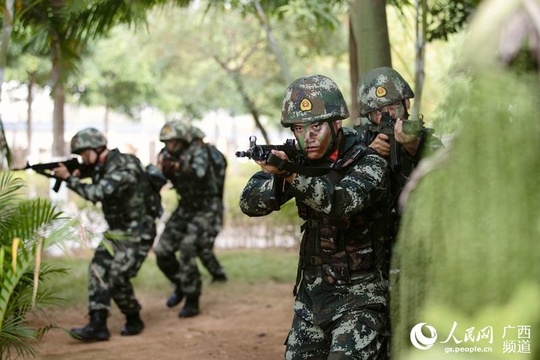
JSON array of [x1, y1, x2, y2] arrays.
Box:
[[165, 142, 222, 209], [66, 149, 154, 239], [240, 128, 393, 322], [354, 120, 444, 195]]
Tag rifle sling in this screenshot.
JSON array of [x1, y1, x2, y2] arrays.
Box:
[[266, 153, 330, 177]]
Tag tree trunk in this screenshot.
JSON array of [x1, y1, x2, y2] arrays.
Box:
[[232, 73, 270, 145], [51, 47, 66, 157], [26, 72, 35, 157], [412, 0, 427, 119], [0, 0, 14, 97], [213, 54, 271, 145], [0, 0, 15, 168], [348, 20, 359, 127], [349, 0, 392, 107]]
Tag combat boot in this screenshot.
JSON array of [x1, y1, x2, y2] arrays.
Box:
[[121, 312, 145, 336], [178, 295, 199, 318], [166, 288, 184, 308], [70, 309, 110, 341]]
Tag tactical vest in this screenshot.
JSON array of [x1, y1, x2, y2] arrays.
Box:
[[294, 144, 392, 294]]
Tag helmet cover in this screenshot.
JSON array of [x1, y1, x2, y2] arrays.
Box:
[[357, 67, 414, 116], [281, 75, 349, 127], [70, 128, 107, 155]]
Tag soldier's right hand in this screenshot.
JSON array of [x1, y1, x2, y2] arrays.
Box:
[[369, 133, 391, 157]]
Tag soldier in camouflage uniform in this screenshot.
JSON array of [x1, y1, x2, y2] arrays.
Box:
[[54, 128, 156, 341], [154, 121, 227, 318], [189, 125, 228, 283], [240, 75, 393, 359], [356, 67, 444, 204]]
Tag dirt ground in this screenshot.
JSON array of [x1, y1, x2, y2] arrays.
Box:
[[32, 281, 294, 360]]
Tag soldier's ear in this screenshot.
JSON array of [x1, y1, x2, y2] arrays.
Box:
[[404, 99, 411, 110]]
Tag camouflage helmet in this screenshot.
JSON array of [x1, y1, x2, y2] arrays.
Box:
[[70, 128, 107, 155], [281, 75, 349, 127], [190, 125, 206, 140], [357, 67, 414, 116], [159, 121, 192, 143]]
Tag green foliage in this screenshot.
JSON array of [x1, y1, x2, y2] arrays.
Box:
[[425, 0, 480, 41], [400, 284, 540, 360], [389, 0, 481, 42], [274, 0, 348, 58], [0, 172, 77, 358], [43, 249, 298, 304], [64, 0, 350, 123], [74, 31, 158, 119], [391, 70, 540, 358]]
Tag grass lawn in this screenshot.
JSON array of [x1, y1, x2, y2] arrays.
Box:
[[42, 247, 299, 306]]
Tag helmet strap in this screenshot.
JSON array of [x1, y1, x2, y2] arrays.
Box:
[[322, 122, 342, 159], [401, 100, 410, 119], [90, 146, 106, 167]]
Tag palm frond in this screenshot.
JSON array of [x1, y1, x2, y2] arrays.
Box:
[[0, 171, 71, 356], [0, 245, 36, 330], [0, 173, 24, 245], [0, 314, 38, 359], [0, 172, 24, 205], [1, 199, 61, 245], [40, 217, 80, 251]]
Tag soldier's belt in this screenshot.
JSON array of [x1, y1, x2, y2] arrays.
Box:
[[301, 216, 366, 231]]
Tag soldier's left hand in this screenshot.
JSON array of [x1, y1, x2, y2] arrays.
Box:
[[395, 119, 420, 155], [256, 150, 290, 177], [52, 163, 71, 180]]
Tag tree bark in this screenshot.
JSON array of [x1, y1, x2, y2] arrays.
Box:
[[231, 72, 270, 145], [0, 0, 14, 97], [51, 47, 66, 157], [26, 72, 35, 157], [213, 50, 271, 145], [349, 0, 392, 120], [412, 0, 427, 119], [348, 19, 359, 127], [0, 0, 15, 168]]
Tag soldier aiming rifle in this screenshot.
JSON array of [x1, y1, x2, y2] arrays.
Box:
[[12, 158, 92, 192]]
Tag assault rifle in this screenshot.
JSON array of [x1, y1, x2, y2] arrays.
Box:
[[236, 135, 332, 178], [235, 135, 299, 162], [368, 112, 425, 171], [12, 158, 92, 192]]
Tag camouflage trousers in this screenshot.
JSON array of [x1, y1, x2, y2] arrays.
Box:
[[154, 199, 224, 297], [88, 218, 155, 314], [284, 274, 390, 360]]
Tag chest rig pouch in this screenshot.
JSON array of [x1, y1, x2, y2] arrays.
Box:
[[294, 144, 385, 293]]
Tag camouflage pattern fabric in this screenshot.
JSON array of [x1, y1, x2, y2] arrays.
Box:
[[240, 129, 392, 359], [355, 122, 444, 192], [357, 67, 414, 117], [66, 149, 156, 314], [286, 297, 388, 360], [70, 127, 108, 154], [281, 75, 349, 127], [160, 120, 191, 142], [154, 141, 226, 297]]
